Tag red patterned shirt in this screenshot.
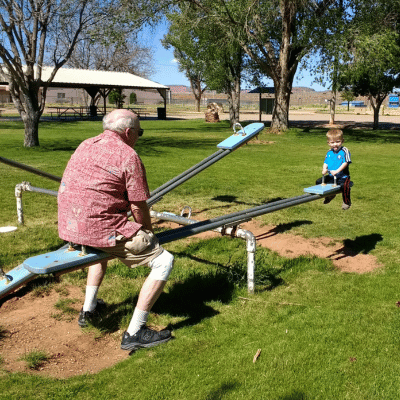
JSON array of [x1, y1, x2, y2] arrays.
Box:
[[58, 130, 150, 247]]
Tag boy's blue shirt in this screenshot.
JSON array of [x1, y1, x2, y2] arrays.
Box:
[[324, 146, 351, 178]]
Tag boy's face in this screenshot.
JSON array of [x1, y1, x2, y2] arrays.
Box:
[[328, 138, 343, 152]]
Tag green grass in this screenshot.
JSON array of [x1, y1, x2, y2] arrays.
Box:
[[1, 118, 400, 398], [18, 350, 50, 370]]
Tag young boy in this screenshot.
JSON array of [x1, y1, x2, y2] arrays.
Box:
[[316, 129, 352, 210]]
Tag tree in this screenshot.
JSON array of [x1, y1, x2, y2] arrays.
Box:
[[338, 1, 400, 129], [64, 32, 154, 110], [130, 92, 137, 104], [108, 89, 125, 108], [0, 0, 159, 147], [162, 13, 207, 112], [180, 0, 344, 131], [163, 5, 246, 124], [0, 0, 101, 146], [340, 89, 355, 111], [65, 33, 155, 78]]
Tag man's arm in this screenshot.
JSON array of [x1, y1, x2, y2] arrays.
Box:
[[130, 200, 153, 232]]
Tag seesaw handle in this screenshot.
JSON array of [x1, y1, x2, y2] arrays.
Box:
[[333, 175, 337, 187], [321, 175, 326, 186]]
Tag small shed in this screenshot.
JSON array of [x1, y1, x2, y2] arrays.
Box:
[[249, 87, 275, 121]]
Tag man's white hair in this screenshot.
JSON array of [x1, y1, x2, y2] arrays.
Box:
[[103, 111, 137, 134]]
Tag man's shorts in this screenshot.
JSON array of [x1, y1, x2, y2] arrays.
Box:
[[96, 230, 164, 268]]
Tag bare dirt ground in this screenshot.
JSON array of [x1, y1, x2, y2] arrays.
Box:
[[0, 220, 382, 379]]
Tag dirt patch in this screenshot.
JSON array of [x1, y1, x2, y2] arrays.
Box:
[[0, 286, 127, 379], [0, 221, 382, 378], [241, 221, 382, 273]]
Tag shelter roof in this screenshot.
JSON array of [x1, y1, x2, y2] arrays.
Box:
[[0, 66, 169, 91], [249, 87, 275, 94]]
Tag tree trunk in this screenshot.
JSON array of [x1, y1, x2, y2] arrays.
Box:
[[227, 76, 240, 126], [369, 94, 385, 130], [9, 81, 43, 147], [329, 91, 336, 125], [271, 80, 290, 130], [372, 106, 380, 130], [194, 96, 201, 112], [23, 112, 41, 147], [190, 77, 204, 112]]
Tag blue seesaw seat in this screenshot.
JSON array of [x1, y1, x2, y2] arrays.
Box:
[[303, 184, 341, 195], [1, 244, 112, 300], [22, 244, 112, 275], [217, 123, 264, 150]]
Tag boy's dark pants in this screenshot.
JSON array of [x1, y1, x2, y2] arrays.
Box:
[[315, 176, 351, 206]]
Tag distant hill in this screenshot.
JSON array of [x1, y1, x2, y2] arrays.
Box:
[[292, 87, 316, 93]]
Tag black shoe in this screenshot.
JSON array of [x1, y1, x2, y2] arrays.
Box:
[[121, 325, 172, 351], [323, 195, 336, 204], [78, 299, 106, 328]]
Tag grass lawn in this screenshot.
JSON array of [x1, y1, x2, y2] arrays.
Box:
[[1, 118, 400, 399]]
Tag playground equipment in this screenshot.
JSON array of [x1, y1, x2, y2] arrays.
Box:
[[0, 123, 264, 298], [4, 122, 266, 222], [148, 122, 265, 205], [0, 183, 341, 299], [0, 122, 344, 300]]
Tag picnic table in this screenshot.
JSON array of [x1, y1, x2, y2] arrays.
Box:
[[48, 106, 88, 120], [48, 106, 106, 120], [125, 107, 149, 119]]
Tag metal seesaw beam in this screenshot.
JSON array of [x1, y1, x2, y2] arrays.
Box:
[[148, 122, 265, 205], [156, 188, 341, 244], [1, 123, 265, 208]]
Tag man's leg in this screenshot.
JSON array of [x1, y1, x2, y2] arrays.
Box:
[[122, 250, 174, 351], [83, 260, 108, 312], [126, 277, 166, 336], [78, 260, 108, 327]]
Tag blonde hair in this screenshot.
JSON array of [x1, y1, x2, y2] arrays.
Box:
[[326, 129, 344, 142]]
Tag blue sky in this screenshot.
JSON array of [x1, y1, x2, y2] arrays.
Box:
[[143, 23, 328, 92]]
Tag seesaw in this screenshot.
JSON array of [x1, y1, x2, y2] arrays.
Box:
[[0, 182, 341, 300], [147, 122, 265, 205], [1, 123, 265, 208]]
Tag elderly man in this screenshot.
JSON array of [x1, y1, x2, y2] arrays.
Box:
[[58, 109, 173, 351]]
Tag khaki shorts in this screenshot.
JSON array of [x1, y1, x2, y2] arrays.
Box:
[[96, 230, 164, 267]]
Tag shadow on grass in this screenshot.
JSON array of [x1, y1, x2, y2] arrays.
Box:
[[255, 220, 313, 239], [279, 391, 307, 400], [211, 195, 261, 207], [154, 270, 236, 330], [204, 381, 241, 400], [327, 233, 384, 262], [295, 126, 400, 144], [86, 269, 236, 333]]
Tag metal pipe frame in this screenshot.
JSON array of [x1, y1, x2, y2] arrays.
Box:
[[15, 182, 58, 225], [151, 210, 256, 292]]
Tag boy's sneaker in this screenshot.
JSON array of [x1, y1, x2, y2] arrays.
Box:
[[121, 325, 172, 351], [342, 203, 351, 210], [323, 195, 336, 204], [78, 299, 106, 328]]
